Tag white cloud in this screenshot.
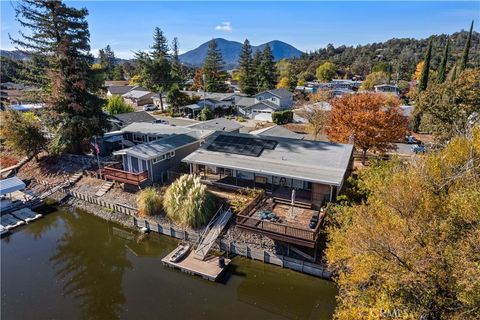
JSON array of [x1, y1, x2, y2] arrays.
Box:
[[215, 22, 232, 33]]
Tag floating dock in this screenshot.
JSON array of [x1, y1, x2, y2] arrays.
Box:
[[162, 248, 231, 281]]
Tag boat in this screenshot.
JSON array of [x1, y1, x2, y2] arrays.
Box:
[[169, 244, 190, 263]]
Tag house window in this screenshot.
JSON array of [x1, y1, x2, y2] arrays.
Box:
[[165, 151, 175, 159], [271, 97, 276, 102], [153, 155, 165, 163], [133, 134, 143, 143], [148, 136, 157, 142], [258, 97, 262, 101]]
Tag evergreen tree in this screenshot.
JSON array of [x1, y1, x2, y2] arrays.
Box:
[[170, 37, 183, 83], [99, 45, 116, 80], [11, 0, 109, 154], [252, 49, 262, 91], [450, 64, 458, 82], [238, 39, 257, 95], [258, 44, 277, 91], [112, 64, 124, 81], [152, 27, 169, 58], [203, 39, 228, 92], [460, 20, 474, 71], [136, 28, 173, 110], [437, 39, 449, 83], [418, 39, 433, 93]]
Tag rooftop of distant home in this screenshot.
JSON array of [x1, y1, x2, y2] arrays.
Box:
[[249, 125, 305, 140], [183, 132, 354, 186], [186, 118, 243, 132], [120, 122, 212, 140]]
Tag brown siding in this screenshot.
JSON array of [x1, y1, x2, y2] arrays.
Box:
[[312, 183, 330, 208]]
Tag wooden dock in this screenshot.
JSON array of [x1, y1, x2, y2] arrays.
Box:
[[162, 248, 231, 281]]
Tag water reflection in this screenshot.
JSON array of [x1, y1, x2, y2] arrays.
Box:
[[49, 209, 132, 320]]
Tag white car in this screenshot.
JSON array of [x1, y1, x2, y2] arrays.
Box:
[[143, 104, 157, 111]]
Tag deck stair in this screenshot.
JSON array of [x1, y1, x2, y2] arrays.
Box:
[[193, 206, 232, 261], [272, 197, 312, 209], [95, 181, 114, 197], [37, 172, 82, 200]]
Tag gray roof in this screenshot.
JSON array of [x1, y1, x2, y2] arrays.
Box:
[[186, 118, 243, 132], [236, 96, 256, 107], [114, 133, 200, 160], [257, 88, 293, 99], [122, 90, 153, 99], [244, 100, 282, 111], [121, 122, 213, 140], [107, 85, 134, 95], [111, 111, 157, 126], [0, 177, 26, 195], [183, 132, 353, 186], [181, 91, 236, 101], [249, 125, 305, 140]]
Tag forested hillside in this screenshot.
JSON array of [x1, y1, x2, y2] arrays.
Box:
[[288, 30, 480, 80]]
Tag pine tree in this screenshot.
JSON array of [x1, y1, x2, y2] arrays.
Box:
[[460, 20, 474, 71], [238, 39, 257, 95], [258, 44, 277, 91], [99, 45, 116, 79], [152, 27, 169, 58], [437, 39, 449, 84], [418, 39, 433, 93], [252, 50, 262, 91], [11, 0, 109, 154], [203, 39, 228, 92], [170, 37, 183, 83]]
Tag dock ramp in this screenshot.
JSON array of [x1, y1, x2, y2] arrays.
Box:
[[193, 206, 232, 260]]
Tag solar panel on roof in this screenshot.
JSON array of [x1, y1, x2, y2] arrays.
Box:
[[206, 134, 278, 157]]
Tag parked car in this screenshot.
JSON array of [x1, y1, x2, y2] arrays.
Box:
[[412, 144, 427, 154], [153, 119, 169, 125], [405, 135, 421, 144], [143, 104, 157, 111]]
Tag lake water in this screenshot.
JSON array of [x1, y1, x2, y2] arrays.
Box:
[[1, 206, 337, 319]]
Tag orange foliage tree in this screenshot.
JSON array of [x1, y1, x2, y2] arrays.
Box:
[[326, 93, 408, 164]]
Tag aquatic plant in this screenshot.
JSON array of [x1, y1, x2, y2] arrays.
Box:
[[136, 187, 163, 217], [163, 174, 216, 228]]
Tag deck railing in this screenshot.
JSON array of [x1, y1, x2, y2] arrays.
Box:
[[236, 211, 323, 247], [102, 163, 148, 186]]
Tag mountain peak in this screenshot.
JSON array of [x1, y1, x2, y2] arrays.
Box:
[[179, 39, 303, 68]]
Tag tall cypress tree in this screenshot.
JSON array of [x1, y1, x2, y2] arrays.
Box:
[[203, 39, 228, 92], [460, 20, 474, 71], [418, 39, 433, 93], [99, 45, 116, 79], [258, 44, 277, 91], [252, 49, 262, 91], [238, 39, 257, 95], [11, 0, 108, 154], [437, 39, 449, 84], [136, 27, 172, 110], [170, 37, 183, 83]]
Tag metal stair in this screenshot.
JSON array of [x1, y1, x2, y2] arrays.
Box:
[[193, 206, 232, 261]]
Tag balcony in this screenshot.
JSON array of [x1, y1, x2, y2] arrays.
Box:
[[101, 163, 149, 186]]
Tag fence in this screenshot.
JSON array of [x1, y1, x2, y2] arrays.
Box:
[[68, 191, 137, 216], [133, 216, 331, 280]]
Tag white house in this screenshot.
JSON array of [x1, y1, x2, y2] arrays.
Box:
[[374, 84, 400, 95], [237, 88, 293, 122]]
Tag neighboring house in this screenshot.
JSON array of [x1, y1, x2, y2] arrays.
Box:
[[183, 132, 354, 208], [249, 125, 305, 140], [152, 94, 169, 111], [238, 88, 294, 122], [108, 111, 157, 130], [8, 103, 46, 112], [186, 118, 243, 133], [101, 122, 214, 185], [329, 79, 362, 90], [179, 91, 243, 117], [0, 82, 25, 90], [331, 89, 354, 97], [374, 84, 400, 95], [106, 85, 134, 97], [122, 86, 154, 107], [112, 129, 212, 184]]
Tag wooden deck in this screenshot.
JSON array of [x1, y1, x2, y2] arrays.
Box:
[[101, 163, 148, 186], [162, 248, 231, 281]]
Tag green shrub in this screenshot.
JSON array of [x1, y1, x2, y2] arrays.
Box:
[[199, 107, 214, 121], [272, 110, 293, 124], [136, 187, 163, 217], [103, 96, 134, 114], [235, 116, 246, 122], [163, 174, 216, 228]]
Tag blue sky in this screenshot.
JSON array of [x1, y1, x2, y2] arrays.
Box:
[[1, 1, 478, 59]]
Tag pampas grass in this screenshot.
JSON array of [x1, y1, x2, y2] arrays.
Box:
[[163, 174, 216, 228], [136, 187, 163, 217]]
